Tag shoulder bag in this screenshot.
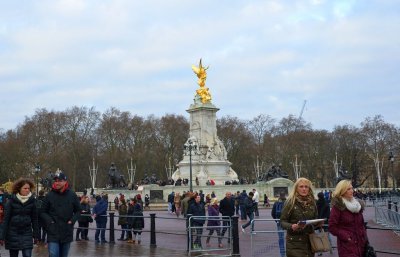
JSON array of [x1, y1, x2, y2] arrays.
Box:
[[309, 228, 331, 253], [364, 240, 376, 257]]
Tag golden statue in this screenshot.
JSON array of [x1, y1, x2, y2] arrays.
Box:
[[1, 179, 13, 194], [192, 59, 212, 103]]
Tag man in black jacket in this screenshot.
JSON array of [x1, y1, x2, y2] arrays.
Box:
[[187, 195, 205, 249], [241, 192, 255, 233], [219, 191, 235, 244], [41, 172, 81, 257]]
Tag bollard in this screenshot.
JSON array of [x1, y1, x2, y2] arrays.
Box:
[[232, 216, 241, 257], [394, 202, 398, 212], [186, 214, 192, 252], [109, 212, 115, 244], [150, 213, 156, 248], [388, 200, 392, 210]]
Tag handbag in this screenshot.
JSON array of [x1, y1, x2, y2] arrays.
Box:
[[364, 241, 377, 257], [309, 229, 331, 253]]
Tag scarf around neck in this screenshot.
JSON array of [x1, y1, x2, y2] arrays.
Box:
[[296, 194, 314, 208], [342, 197, 361, 213], [16, 192, 32, 204]]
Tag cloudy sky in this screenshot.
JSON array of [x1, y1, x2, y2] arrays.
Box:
[[0, 0, 399, 131]]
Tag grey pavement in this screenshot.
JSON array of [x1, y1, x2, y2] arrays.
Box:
[[0, 206, 398, 257]]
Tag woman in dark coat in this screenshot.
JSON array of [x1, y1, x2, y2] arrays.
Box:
[[280, 177, 318, 257], [117, 198, 128, 240], [0, 178, 39, 257], [131, 203, 144, 244], [76, 195, 91, 241], [329, 180, 367, 257]]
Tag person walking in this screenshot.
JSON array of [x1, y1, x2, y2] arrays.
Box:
[[263, 194, 270, 207], [36, 189, 47, 245], [0, 178, 39, 257], [316, 191, 332, 255], [252, 189, 260, 217], [219, 191, 235, 244], [329, 180, 367, 257], [144, 194, 150, 210], [206, 198, 223, 248], [239, 190, 248, 220], [167, 192, 175, 214], [271, 192, 286, 257], [280, 177, 318, 257], [117, 198, 128, 241], [126, 199, 134, 242], [92, 194, 108, 244], [234, 191, 240, 216], [40, 172, 81, 257], [181, 192, 192, 218], [187, 194, 206, 249], [174, 192, 182, 217], [76, 195, 92, 241], [241, 192, 255, 233], [131, 202, 145, 244]]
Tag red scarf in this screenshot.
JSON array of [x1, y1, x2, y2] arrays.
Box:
[[52, 181, 69, 193]]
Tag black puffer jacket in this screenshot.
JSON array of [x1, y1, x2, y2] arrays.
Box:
[[40, 188, 81, 243], [1, 194, 39, 250]]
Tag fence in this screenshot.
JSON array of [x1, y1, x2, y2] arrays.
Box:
[[76, 213, 241, 256], [250, 219, 287, 257], [187, 215, 232, 256], [374, 197, 400, 236], [73, 201, 400, 257]]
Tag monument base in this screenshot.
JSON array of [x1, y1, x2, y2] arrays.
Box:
[[172, 159, 238, 186], [88, 178, 294, 205]]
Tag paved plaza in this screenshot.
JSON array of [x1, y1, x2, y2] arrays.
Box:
[[0, 206, 398, 257]]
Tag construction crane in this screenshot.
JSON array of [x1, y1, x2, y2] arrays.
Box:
[[298, 100, 307, 120]]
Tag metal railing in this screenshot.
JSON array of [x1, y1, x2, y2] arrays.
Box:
[[187, 215, 232, 256], [249, 219, 287, 257]]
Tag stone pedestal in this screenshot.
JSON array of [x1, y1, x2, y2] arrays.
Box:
[[172, 99, 238, 185]]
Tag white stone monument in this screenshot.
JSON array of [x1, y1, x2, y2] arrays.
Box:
[[172, 59, 238, 186]]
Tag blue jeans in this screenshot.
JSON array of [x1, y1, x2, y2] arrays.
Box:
[[276, 223, 285, 257], [48, 242, 71, 257], [10, 249, 32, 257], [239, 205, 246, 220], [242, 212, 254, 231], [95, 219, 107, 241]]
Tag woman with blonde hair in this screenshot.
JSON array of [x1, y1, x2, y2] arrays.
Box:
[[280, 177, 318, 257], [329, 180, 367, 257]]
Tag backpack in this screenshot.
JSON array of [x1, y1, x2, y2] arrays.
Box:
[[275, 201, 284, 219]]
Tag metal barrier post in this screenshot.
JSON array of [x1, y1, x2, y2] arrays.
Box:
[[186, 214, 192, 252], [150, 213, 157, 248], [109, 212, 115, 244], [232, 216, 240, 256]]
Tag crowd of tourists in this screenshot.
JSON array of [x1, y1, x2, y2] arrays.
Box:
[[0, 171, 395, 257]]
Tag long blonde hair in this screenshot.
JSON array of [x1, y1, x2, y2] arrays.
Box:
[[286, 177, 315, 212], [333, 180, 352, 198]]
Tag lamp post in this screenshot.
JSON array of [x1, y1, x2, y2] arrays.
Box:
[[389, 151, 395, 190], [35, 164, 41, 195], [186, 140, 197, 192]]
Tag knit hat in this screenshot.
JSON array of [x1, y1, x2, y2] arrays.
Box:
[[53, 172, 67, 181]]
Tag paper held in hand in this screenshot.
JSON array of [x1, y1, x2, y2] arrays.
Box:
[[297, 218, 325, 225]]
